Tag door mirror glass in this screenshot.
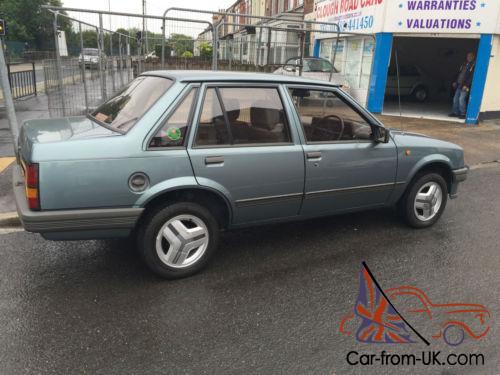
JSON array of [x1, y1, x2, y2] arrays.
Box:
[[375, 127, 390, 143]]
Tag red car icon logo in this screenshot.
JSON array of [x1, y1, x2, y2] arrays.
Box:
[[340, 284, 491, 347]]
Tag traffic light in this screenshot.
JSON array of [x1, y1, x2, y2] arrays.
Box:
[[0, 19, 6, 36]]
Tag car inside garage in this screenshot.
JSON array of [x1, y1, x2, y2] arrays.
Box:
[[383, 36, 479, 121]]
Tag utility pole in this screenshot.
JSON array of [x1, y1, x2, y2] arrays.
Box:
[[142, 0, 148, 54], [108, 0, 112, 29]]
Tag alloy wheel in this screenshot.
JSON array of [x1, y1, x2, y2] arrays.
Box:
[[155, 214, 209, 269], [413, 182, 443, 222]]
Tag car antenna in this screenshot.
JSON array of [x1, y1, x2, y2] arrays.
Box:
[[395, 48, 405, 134]]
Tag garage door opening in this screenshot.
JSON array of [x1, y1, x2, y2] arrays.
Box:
[[383, 36, 479, 122]]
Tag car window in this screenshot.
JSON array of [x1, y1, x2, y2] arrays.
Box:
[[402, 65, 419, 76], [83, 49, 99, 56], [389, 65, 419, 77], [289, 88, 373, 143], [304, 59, 333, 73], [90, 76, 173, 133], [195, 88, 231, 146], [390, 292, 430, 317], [149, 88, 197, 148], [195, 87, 291, 146]]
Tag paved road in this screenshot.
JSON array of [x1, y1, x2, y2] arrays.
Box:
[[0, 166, 499, 374]]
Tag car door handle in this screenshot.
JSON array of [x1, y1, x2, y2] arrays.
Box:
[[306, 152, 322, 160], [205, 156, 224, 165]]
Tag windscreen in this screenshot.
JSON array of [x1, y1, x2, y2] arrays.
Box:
[[83, 49, 99, 56], [304, 59, 334, 73], [90, 76, 173, 133]]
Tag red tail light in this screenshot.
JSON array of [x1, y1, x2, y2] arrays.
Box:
[[25, 163, 40, 211]]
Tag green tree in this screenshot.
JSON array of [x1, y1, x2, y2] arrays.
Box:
[[0, 0, 71, 51], [168, 33, 193, 57], [154, 44, 172, 59], [181, 51, 193, 58], [198, 42, 213, 59]]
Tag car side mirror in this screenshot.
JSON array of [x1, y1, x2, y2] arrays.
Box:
[[374, 127, 390, 143]]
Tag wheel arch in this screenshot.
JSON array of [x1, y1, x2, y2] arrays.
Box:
[[410, 82, 427, 94], [138, 186, 233, 230], [410, 84, 429, 101], [396, 158, 454, 204]]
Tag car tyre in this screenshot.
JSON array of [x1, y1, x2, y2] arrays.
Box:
[[400, 172, 448, 228], [137, 202, 219, 279], [413, 86, 428, 102]]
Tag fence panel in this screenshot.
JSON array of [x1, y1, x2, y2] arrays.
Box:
[[33, 6, 364, 119], [44, 11, 137, 117]]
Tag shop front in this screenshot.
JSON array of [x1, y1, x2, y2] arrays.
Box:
[[311, 0, 500, 124]]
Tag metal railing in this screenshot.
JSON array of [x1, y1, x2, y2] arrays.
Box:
[[7, 62, 37, 99]]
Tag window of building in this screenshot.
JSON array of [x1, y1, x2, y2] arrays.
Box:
[[149, 88, 198, 148], [289, 88, 373, 143], [195, 87, 291, 146]]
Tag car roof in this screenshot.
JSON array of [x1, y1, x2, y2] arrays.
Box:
[[141, 70, 340, 86], [287, 56, 329, 61]]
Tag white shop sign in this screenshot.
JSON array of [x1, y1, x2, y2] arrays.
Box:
[[313, 0, 500, 35], [385, 0, 500, 33]]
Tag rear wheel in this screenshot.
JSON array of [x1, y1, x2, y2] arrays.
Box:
[[400, 173, 448, 228], [137, 202, 219, 279]]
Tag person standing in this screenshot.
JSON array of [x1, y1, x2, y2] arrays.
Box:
[[449, 52, 476, 120]]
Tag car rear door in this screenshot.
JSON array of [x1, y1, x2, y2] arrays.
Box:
[[287, 86, 398, 216], [187, 83, 305, 225]]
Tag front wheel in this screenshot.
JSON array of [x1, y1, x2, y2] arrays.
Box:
[[443, 325, 465, 346], [413, 86, 428, 102], [400, 173, 448, 228], [137, 202, 219, 279]]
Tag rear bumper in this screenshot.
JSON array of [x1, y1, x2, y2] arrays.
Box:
[[450, 166, 469, 198], [13, 165, 143, 239]]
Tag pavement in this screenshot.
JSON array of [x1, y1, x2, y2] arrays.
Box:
[[377, 114, 500, 166], [0, 165, 498, 374]]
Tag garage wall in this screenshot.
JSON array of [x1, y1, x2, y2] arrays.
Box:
[[480, 36, 500, 115]]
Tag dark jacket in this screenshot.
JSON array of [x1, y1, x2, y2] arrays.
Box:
[[454, 61, 476, 88]]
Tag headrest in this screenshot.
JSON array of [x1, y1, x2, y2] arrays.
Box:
[[224, 99, 240, 123], [250, 101, 281, 130]]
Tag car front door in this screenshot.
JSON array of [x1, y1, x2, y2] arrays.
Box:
[[187, 84, 305, 225], [287, 86, 398, 216]]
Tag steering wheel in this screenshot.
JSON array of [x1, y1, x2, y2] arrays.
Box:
[[313, 114, 345, 141]]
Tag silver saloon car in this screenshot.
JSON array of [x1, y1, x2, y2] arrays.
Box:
[[274, 57, 350, 90], [14, 71, 468, 279]]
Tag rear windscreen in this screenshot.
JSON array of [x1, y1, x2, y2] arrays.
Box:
[[90, 76, 173, 133]]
